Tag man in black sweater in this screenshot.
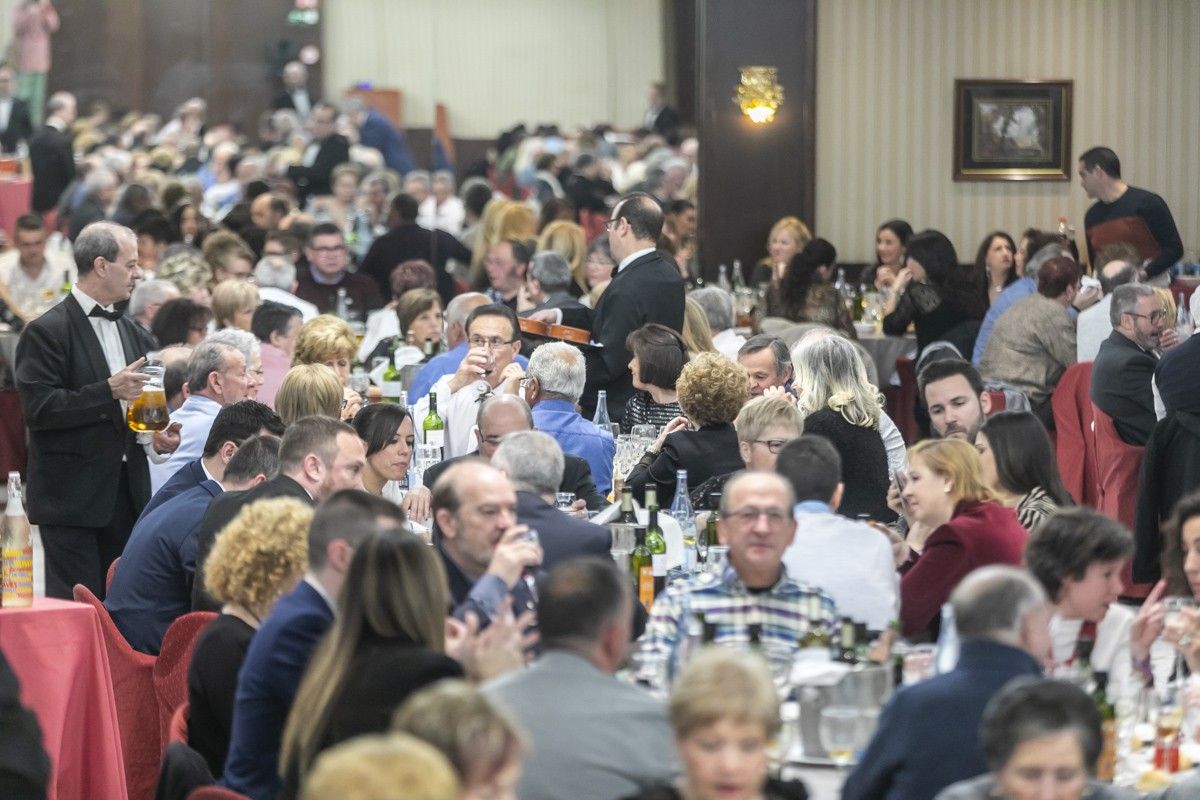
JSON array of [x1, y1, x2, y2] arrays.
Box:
[[1079, 146, 1182, 286], [359, 192, 470, 306]]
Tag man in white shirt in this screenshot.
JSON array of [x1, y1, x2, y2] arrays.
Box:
[[417, 170, 465, 236], [776, 435, 898, 631], [0, 212, 74, 322], [253, 254, 318, 321], [413, 303, 524, 458], [1076, 245, 1140, 362]]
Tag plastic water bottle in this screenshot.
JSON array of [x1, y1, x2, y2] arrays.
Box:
[[670, 470, 698, 572], [593, 390, 616, 436], [1176, 292, 1192, 342]]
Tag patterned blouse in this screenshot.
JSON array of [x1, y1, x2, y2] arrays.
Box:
[[621, 391, 683, 433], [1016, 486, 1060, 532]]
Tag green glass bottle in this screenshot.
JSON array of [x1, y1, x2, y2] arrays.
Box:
[[423, 391, 445, 458], [619, 487, 638, 525], [645, 502, 667, 596], [381, 336, 403, 403], [630, 526, 654, 610]]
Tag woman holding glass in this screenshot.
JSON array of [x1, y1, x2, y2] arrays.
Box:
[[352, 404, 432, 526]]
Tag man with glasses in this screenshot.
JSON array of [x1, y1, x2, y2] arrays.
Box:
[[634, 471, 839, 682], [1092, 283, 1173, 445], [294, 221, 383, 314]]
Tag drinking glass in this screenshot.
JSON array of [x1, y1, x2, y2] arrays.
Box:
[[348, 369, 371, 399], [555, 492, 576, 510], [706, 545, 730, 577], [630, 424, 658, 443], [902, 644, 936, 685], [517, 527, 540, 601], [819, 707, 860, 768], [1164, 597, 1197, 688]]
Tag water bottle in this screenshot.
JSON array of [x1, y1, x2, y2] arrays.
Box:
[[593, 390, 615, 436], [335, 287, 350, 320], [670, 470, 698, 572], [717, 264, 731, 293], [1176, 292, 1192, 342], [933, 603, 960, 674]]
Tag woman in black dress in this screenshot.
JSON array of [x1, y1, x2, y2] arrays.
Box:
[[622, 323, 689, 432]]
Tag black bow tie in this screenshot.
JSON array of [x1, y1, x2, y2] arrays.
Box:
[[88, 302, 127, 322]]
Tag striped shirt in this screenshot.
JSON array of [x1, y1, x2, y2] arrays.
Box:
[[635, 564, 838, 681], [622, 391, 683, 433]]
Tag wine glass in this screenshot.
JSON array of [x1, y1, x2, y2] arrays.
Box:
[[819, 706, 860, 769], [1164, 597, 1197, 687]]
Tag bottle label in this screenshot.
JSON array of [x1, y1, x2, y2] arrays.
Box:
[[424, 429, 445, 447], [651, 553, 666, 577], [382, 381, 403, 399], [2, 545, 33, 606], [638, 566, 655, 609]]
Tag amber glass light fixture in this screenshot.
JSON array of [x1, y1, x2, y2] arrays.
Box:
[[734, 66, 783, 124]]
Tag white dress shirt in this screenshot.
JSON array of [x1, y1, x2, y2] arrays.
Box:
[[1, 248, 75, 319], [149, 393, 223, 494], [1076, 294, 1114, 362], [0, 98, 12, 135], [71, 285, 127, 378], [411, 373, 503, 459]]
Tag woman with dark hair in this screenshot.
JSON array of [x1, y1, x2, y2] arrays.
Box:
[[278, 529, 524, 799], [763, 238, 855, 336], [168, 199, 209, 247], [976, 411, 1073, 532], [622, 323, 688, 432], [151, 297, 213, 347], [864, 219, 913, 291], [975, 231, 1018, 307], [882, 229, 987, 356], [351, 404, 431, 525], [582, 236, 616, 308], [1135, 491, 1200, 686], [365, 287, 444, 365]]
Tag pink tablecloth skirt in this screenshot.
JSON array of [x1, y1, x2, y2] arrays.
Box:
[[0, 597, 129, 800], [0, 177, 32, 238]]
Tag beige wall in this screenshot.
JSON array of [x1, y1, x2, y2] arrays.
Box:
[[323, 0, 664, 138], [816, 0, 1200, 264]]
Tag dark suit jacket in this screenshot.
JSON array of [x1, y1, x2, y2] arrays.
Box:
[[423, 450, 606, 510], [515, 490, 610, 568], [0, 97, 33, 153], [192, 474, 314, 610], [524, 291, 586, 316], [286, 133, 350, 204], [15, 292, 156, 526], [647, 106, 680, 139], [626, 424, 743, 508], [140, 458, 208, 522], [272, 89, 319, 113], [842, 639, 1041, 800], [1091, 329, 1158, 446], [294, 267, 384, 314], [106, 480, 222, 654], [221, 581, 334, 800], [560, 250, 685, 420], [1155, 331, 1200, 416], [29, 123, 75, 213], [1134, 411, 1200, 584], [0, 652, 50, 800], [359, 222, 470, 306]]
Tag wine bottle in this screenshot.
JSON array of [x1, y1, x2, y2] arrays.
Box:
[[1093, 671, 1116, 781], [645, 502, 667, 596], [2, 471, 33, 607], [423, 391, 445, 460], [619, 486, 638, 525], [423, 337, 437, 361], [837, 617, 858, 664], [59, 268, 72, 296], [381, 336, 403, 403], [630, 526, 654, 610]]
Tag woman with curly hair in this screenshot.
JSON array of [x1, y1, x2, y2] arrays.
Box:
[[793, 332, 894, 521], [188, 496, 312, 778], [293, 314, 362, 420], [626, 351, 749, 507]]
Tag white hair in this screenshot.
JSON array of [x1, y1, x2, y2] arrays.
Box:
[[689, 287, 735, 333], [129, 279, 179, 318], [254, 255, 297, 290], [527, 341, 586, 403], [492, 430, 565, 496], [205, 328, 260, 367], [792, 333, 882, 428]]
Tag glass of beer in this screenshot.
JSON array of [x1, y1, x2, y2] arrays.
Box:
[[127, 360, 169, 441]]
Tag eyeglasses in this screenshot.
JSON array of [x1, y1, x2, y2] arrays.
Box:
[[309, 245, 347, 254], [1126, 309, 1167, 324], [752, 439, 789, 454], [518, 377, 534, 390], [604, 217, 622, 231], [725, 507, 791, 526], [469, 336, 517, 350]]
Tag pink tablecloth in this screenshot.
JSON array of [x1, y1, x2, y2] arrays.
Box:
[[0, 177, 32, 238], [0, 598, 128, 800]]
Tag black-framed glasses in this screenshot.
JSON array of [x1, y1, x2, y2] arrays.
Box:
[[1126, 309, 1166, 324], [604, 217, 621, 231], [752, 439, 789, 454], [468, 336, 517, 350]]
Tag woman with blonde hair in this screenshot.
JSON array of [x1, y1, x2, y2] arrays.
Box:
[[276, 364, 344, 425], [392, 680, 526, 800], [893, 438, 1029, 638], [680, 298, 717, 357], [753, 215, 812, 286], [537, 220, 587, 296], [212, 279, 260, 331], [470, 200, 537, 290], [293, 314, 362, 420], [626, 352, 749, 507], [189, 496, 311, 778], [792, 332, 892, 520], [301, 733, 459, 800]]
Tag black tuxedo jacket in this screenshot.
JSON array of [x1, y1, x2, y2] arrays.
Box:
[[29, 123, 75, 213], [560, 250, 685, 420], [272, 89, 320, 113], [0, 98, 33, 153], [15, 293, 156, 527], [191, 474, 314, 610], [423, 450, 606, 510], [1090, 329, 1158, 446], [286, 133, 350, 203]]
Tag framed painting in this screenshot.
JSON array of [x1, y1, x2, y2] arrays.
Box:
[[953, 79, 1073, 182]]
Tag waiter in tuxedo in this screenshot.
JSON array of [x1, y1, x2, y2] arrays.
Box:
[[286, 102, 349, 206], [550, 193, 685, 422], [28, 90, 74, 214], [15, 222, 180, 599], [0, 67, 33, 154]]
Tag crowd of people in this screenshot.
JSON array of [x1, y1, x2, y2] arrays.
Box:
[[2, 61, 1200, 800]]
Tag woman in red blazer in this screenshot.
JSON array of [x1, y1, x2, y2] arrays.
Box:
[[896, 438, 1029, 638]]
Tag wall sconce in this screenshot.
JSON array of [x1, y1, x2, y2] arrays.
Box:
[[734, 66, 783, 124]]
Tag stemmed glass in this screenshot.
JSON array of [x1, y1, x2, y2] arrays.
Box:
[[1164, 597, 1197, 689]]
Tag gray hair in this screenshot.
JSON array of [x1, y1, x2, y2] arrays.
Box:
[[74, 222, 133, 277], [186, 340, 240, 393], [1025, 242, 1069, 279], [84, 167, 118, 195], [792, 333, 882, 427], [527, 341, 585, 402], [254, 255, 297, 290], [404, 170, 431, 190], [46, 91, 74, 117], [205, 328, 260, 367], [738, 334, 792, 380], [492, 431, 565, 496], [951, 566, 1047, 641], [432, 170, 456, 191], [689, 287, 735, 333], [445, 291, 489, 328], [529, 251, 572, 294], [1109, 283, 1157, 328], [128, 279, 179, 318]]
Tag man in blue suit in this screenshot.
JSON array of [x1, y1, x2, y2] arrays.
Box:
[[843, 566, 1051, 800], [139, 400, 283, 521], [221, 490, 406, 800], [106, 434, 281, 654], [346, 97, 414, 175]]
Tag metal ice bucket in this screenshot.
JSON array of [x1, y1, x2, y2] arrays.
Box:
[[792, 663, 892, 764]]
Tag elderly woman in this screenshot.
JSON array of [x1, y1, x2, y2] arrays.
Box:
[[624, 648, 809, 800], [690, 395, 804, 510], [351, 404, 432, 524], [212, 279, 260, 331], [935, 678, 1200, 799], [894, 439, 1029, 639], [623, 323, 689, 432], [976, 412, 1074, 532], [753, 215, 812, 287], [189, 497, 311, 778], [393, 680, 526, 800], [626, 352, 749, 507], [366, 287, 445, 363], [294, 314, 362, 420], [793, 333, 892, 520], [276, 364, 345, 426]]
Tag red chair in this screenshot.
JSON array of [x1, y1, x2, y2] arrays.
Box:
[[888, 356, 919, 445], [983, 389, 1007, 413], [579, 209, 608, 244], [169, 702, 189, 745], [1091, 404, 1154, 600], [106, 556, 120, 594], [188, 787, 252, 799], [74, 583, 162, 800], [154, 612, 217, 745], [1051, 362, 1099, 507]]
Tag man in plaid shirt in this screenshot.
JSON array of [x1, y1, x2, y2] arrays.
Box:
[[635, 471, 839, 680]]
